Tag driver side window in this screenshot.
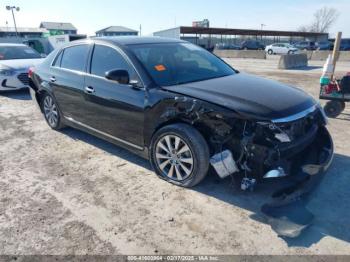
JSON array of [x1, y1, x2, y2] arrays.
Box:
[[90, 45, 136, 80]]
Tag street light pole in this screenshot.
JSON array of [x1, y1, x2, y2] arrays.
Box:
[[6, 6, 20, 38], [260, 24, 266, 41]]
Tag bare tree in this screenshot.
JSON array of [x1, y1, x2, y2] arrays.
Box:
[[298, 7, 339, 33], [297, 25, 310, 32]]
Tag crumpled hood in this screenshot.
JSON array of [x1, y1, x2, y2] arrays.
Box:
[[162, 73, 316, 120], [0, 59, 44, 70]]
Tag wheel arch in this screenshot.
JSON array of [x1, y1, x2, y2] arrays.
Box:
[[147, 116, 227, 156]]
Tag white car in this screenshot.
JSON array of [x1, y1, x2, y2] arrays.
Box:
[[0, 44, 44, 91], [265, 43, 299, 55]]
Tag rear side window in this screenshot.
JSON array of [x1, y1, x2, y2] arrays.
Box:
[[60, 45, 90, 72], [90, 45, 132, 78], [52, 51, 63, 67]]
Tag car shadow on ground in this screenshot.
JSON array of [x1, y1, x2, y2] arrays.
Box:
[[336, 112, 350, 122], [61, 127, 152, 170], [0, 89, 31, 100], [61, 127, 350, 247], [194, 153, 350, 247]]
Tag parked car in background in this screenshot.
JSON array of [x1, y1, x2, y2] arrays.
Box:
[[215, 43, 241, 50], [29, 37, 333, 190], [265, 43, 298, 55], [316, 41, 331, 50], [340, 39, 350, 51], [0, 44, 44, 91], [294, 41, 317, 51], [240, 40, 265, 50]]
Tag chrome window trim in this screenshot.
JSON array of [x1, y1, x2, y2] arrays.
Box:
[[272, 105, 317, 123], [64, 116, 144, 151]]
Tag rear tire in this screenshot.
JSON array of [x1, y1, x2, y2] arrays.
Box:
[[324, 101, 344, 118], [150, 123, 210, 188], [41, 93, 64, 130]]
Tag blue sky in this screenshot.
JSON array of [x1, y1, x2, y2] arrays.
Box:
[[1, 0, 349, 37]]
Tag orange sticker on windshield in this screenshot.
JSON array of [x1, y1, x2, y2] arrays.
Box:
[[155, 64, 166, 71]]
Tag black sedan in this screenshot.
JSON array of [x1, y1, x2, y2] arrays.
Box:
[[29, 37, 333, 190]]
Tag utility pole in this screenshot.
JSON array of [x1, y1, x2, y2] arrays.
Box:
[[260, 24, 266, 41], [139, 24, 142, 36], [6, 6, 20, 38]]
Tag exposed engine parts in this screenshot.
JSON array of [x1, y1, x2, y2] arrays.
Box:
[[241, 178, 257, 191], [208, 105, 326, 187], [210, 150, 239, 179], [161, 96, 328, 192]]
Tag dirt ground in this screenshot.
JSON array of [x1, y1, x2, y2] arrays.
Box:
[[0, 58, 350, 255]]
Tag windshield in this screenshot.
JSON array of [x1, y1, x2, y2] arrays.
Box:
[[0, 45, 41, 60], [129, 42, 235, 86]]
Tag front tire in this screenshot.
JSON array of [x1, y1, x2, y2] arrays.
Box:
[[268, 49, 273, 55], [41, 93, 64, 130], [150, 124, 210, 188]]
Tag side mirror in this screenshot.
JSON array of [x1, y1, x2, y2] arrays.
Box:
[[105, 69, 130, 85], [40, 53, 47, 58]]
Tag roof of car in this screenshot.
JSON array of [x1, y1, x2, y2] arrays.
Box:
[[92, 36, 185, 45]]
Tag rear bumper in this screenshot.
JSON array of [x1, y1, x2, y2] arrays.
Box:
[[261, 126, 334, 237]]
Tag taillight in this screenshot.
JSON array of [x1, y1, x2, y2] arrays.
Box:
[[28, 67, 34, 78]]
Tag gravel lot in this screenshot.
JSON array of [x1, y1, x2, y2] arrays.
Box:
[[0, 58, 350, 255]]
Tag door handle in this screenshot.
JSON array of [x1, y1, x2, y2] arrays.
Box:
[[50, 76, 56, 82], [84, 86, 95, 94]]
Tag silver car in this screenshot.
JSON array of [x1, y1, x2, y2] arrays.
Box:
[[0, 43, 44, 91], [265, 43, 298, 55]]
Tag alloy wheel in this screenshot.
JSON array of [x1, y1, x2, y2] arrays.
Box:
[[155, 135, 194, 181], [43, 96, 58, 127]]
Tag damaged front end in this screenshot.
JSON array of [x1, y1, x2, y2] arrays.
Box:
[[153, 95, 333, 237], [207, 104, 334, 237]]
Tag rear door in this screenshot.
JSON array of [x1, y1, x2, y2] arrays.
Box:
[[82, 44, 145, 148], [50, 44, 91, 122]]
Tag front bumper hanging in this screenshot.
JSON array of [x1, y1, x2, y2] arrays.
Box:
[[261, 126, 334, 238]]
